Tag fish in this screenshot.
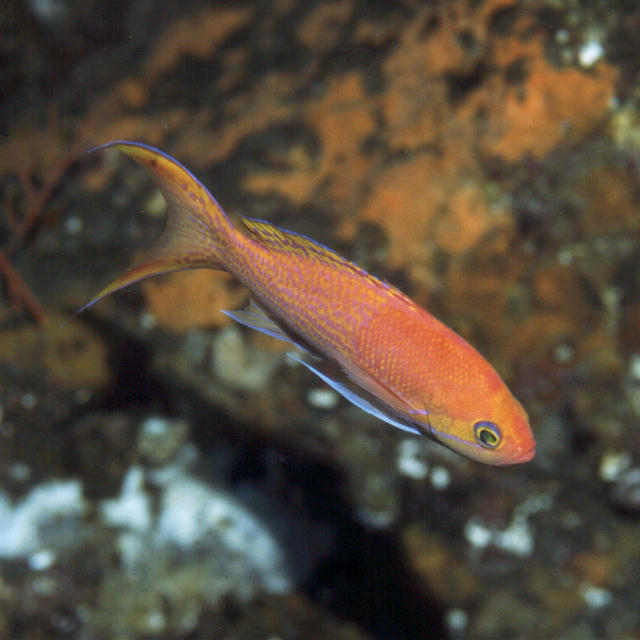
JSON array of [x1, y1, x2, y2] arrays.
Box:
[[81, 141, 535, 465]]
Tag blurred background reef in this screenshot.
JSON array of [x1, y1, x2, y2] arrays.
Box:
[[1, 0, 640, 638]]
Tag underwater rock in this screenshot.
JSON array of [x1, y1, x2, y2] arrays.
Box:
[[608, 466, 640, 513], [0, 480, 87, 561], [137, 415, 190, 466]]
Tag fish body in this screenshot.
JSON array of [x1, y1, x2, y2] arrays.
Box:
[[83, 141, 535, 465]]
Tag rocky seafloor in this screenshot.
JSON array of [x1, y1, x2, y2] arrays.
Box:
[[2, 1, 640, 638]]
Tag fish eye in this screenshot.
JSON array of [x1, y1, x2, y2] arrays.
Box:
[[474, 421, 502, 449]]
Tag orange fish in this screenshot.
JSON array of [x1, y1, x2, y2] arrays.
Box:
[[82, 141, 535, 465]]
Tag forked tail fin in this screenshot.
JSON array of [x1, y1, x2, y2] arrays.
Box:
[[79, 141, 235, 313]]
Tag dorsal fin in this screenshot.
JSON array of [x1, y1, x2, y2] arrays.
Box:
[[240, 215, 367, 275], [239, 216, 415, 306]]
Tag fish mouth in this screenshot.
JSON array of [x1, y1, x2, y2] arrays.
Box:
[[500, 444, 536, 465], [517, 445, 536, 463]]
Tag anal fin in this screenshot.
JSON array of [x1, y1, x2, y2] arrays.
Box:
[[222, 301, 291, 343], [288, 353, 422, 436], [222, 300, 315, 354]]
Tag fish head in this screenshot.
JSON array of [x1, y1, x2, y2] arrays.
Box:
[[418, 386, 535, 466]]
